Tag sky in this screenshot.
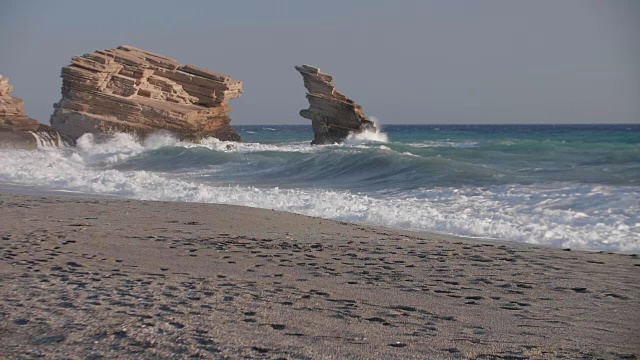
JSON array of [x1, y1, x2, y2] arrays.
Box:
[[1, 0, 639, 125]]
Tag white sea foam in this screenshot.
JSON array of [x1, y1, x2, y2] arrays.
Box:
[[74, 132, 321, 155], [408, 141, 479, 148], [344, 116, 389, 144], [72, 131, 383, 155], [195, 137, 319, 153], [402, 151, 420, 157], [0, 135, 638, 253], [30, 131, 67, 148]]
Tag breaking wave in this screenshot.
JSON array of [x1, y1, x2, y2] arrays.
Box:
[[344, 116, 389, 144], [1, 132, 638, 253]]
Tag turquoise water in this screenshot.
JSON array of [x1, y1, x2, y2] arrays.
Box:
[[233, 124, 640, 189], [1, 124, 639, 252]]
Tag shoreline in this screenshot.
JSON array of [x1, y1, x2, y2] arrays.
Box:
[[1, 192, 639, 358], [0, 183, 589, 254]]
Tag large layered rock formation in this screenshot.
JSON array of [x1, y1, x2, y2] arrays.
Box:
[[296, 65, 375, 144], [1, 74, 69, 149], [50, 45, 243, 142]]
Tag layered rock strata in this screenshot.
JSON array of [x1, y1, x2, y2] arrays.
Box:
[[1, 74, 69, 149], [296, 65, 375, 144], [50, 45, 243, 141]]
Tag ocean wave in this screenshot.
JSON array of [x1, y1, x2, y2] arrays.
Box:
[[76, 132, 321, 156], [0, 140, 638, 253]]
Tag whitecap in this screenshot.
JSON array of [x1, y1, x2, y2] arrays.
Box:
[[408, 141, 478, 148], [344, 116, 389, 144]]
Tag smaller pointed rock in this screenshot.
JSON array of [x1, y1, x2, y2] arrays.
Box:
[[296, 65, 375, 144]]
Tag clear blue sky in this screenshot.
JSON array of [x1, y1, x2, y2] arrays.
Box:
[[1, 0, 639, 124]]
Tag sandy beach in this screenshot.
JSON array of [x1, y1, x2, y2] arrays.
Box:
[[0, 192, 638, 359]]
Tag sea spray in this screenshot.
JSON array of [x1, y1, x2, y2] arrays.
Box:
[[344, 117, 389, 144], [29, 131, 70, 148]]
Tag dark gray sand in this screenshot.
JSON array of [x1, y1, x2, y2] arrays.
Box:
[[1, 193, 638, 359]]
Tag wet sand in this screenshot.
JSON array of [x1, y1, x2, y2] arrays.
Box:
[[1, 192, 638, 359]]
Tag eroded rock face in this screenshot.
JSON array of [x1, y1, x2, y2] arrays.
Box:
[[50, 45, 243, 142], [1, 74, 69, 149], [295, 65, 375, 144]]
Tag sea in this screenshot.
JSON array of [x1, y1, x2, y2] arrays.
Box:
[[1, 124, 638, 253]]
